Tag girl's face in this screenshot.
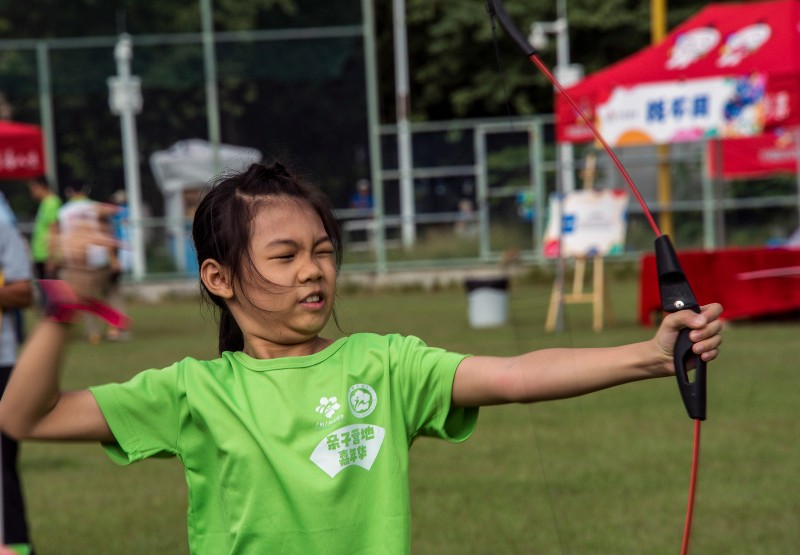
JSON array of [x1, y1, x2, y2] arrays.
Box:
[[231, 198, 337, 355]]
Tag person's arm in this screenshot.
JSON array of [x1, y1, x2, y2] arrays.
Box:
[[0, 319, 113, 443], [0, 279, 33, 310], [452, 303, 723, 407], [47, 220, 63, 270], [44, 220, 60, 276]]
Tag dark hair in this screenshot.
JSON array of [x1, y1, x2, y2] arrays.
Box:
[[192, 161, 343, 354], [65, 180, 91, 198], [29, 175, 49, 188]]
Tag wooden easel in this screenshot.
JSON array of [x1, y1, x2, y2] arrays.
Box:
[[545, 153, 615, 332]]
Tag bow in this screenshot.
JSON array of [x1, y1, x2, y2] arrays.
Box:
[[484, 2, 707, 553]]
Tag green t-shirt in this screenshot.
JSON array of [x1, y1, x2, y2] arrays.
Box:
[[90, 333, 477, 555], [31, 194, 62, 262]]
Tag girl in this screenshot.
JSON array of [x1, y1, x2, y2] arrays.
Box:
[[0, 162, 723, 554]]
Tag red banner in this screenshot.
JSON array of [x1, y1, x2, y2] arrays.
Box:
[[706, 130, 798, 179], [0, 121, 45, 179]]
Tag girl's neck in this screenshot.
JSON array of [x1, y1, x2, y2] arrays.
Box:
[[243, 335, 334, 360]]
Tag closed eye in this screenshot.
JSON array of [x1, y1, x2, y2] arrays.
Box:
[[315, 238, 334, 256]]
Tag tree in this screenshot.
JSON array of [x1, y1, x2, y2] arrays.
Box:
[[375, 0, 709, 122], [0, 1, 375, 214]]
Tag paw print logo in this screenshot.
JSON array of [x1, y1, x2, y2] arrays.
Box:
[[315, 396, 341, 419]]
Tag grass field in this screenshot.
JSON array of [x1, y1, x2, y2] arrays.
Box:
[[17, 275, 800, 554]]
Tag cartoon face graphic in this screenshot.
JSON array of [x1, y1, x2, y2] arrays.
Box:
[[717, 23, 771, 68], [666, 27, 720, 70]]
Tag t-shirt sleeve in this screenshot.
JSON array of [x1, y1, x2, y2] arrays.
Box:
[[0, 226, 32, 282], [390, 335, 478, 443], [90, 363, 183, 465], [43, 196, 62, 225]]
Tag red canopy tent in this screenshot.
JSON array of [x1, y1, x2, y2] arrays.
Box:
[[0, 120, 45, 180], [556, 0, 800, 179], [706, 128, 799, 178]]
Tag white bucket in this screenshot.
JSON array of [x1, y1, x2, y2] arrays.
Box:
[[465, 278, 509, 328]]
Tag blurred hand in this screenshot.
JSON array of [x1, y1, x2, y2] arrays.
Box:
[[57, 221, 120, 270]]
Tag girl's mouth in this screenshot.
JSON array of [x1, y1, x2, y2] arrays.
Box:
[[301, 294, 324, 307]]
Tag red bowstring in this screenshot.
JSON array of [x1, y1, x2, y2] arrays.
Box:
[[526, 52, 702, 555], [529, 55, 662, 238], [681, 420, 702, 555]]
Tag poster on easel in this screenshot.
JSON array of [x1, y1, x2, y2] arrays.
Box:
[[543, 189, 630, 258]]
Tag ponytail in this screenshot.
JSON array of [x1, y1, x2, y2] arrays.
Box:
[[219, 309, 244, 354]]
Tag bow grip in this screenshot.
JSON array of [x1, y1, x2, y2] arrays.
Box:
[[654, 236, 707, 421]]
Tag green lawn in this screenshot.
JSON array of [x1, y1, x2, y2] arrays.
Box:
[[17, 276, 800, 554]]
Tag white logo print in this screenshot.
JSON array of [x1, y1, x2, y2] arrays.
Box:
[[315, 396, 341, 419], [348, 384, 377, 418], [310, 424, 386, 477]]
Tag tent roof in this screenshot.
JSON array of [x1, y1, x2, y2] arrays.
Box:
[[557, 0, 800, 143], [149, 139, 262, 193]]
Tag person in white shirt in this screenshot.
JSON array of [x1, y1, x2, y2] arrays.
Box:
[[54, 184, 119, 344]]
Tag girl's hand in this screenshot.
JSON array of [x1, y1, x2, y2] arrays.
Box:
[[654, 303, 724, 376]]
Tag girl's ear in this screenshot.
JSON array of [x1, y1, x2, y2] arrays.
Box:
[[201, 259, 234, 299]]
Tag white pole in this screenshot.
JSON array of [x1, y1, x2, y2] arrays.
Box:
[[554, 0, 576, 194], [36, 42, 58, 192], [393, 0, 416, 247], [361, 0, 388, 272], [531, 7, 581, 196], [200, 0, 222, 174], [112, 34, 147, 282]]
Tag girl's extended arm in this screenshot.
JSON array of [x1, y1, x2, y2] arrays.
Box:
[[452, 303, 723, 407], [0, 320, 114, 441]]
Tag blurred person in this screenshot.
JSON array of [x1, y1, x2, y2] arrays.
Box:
[[0, 220, 34, 553], [53, 182, 119, 344], [0, 193, 15, 227], [0, 162, 724, 554], [27, 175, 62, 280], [106, 190, 132, 341], [348, 178, 373, 211]]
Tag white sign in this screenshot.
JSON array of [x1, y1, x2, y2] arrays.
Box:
[[597, 74, 766, 146], [107, 76, 143, 115], [543, 190, 629, 258]]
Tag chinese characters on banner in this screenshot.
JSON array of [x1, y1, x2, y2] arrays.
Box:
[[596, 74, 766, 147]]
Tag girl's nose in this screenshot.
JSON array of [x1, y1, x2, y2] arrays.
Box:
[[298, 256, 323, 282]]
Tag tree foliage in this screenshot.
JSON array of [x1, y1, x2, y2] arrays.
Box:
[[0, 0, 372, 213], [374, 0, 709, 121]]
